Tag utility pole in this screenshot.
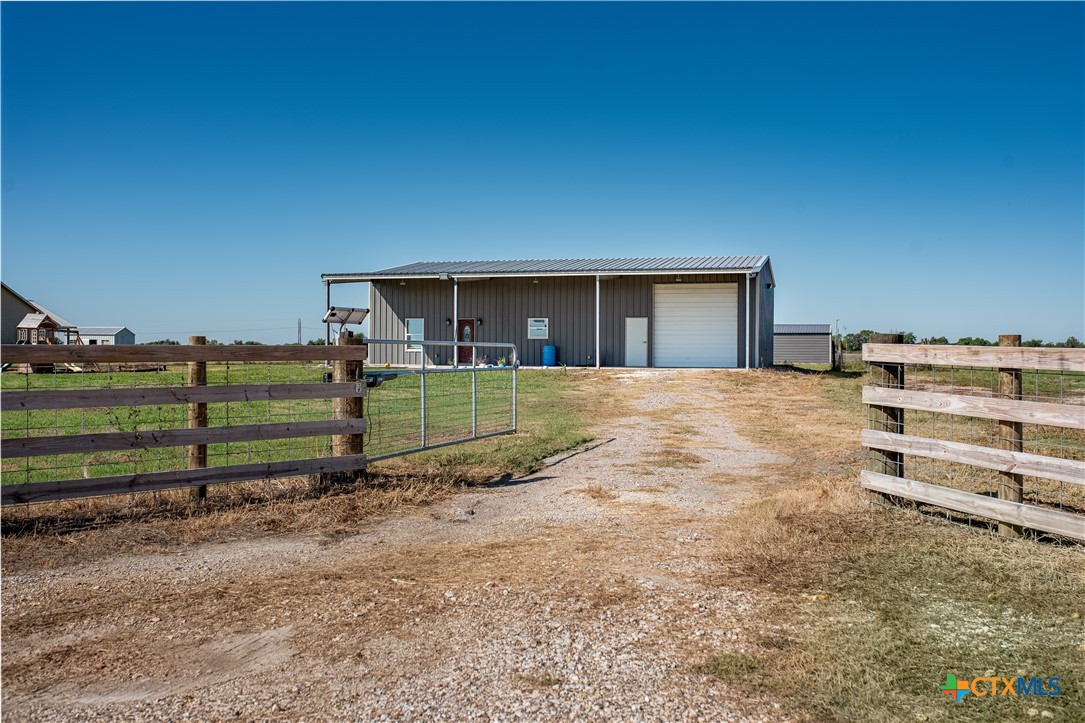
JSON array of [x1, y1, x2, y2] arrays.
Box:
[[297, 318, 302, 345]]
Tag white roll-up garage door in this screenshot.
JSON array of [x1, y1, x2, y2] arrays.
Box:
[[652, 283, 738, 367]]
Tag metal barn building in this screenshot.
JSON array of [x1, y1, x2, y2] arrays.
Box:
[[773, 324, 832, 364], [323, 256, 775, 368], [75, 327, 136, 345]]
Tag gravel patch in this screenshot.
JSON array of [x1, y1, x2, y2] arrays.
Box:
[[3, 370, 794, 721]]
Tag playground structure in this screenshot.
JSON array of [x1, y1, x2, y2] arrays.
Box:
[[2, 314, 104, 373]]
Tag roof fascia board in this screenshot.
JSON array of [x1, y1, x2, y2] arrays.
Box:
[[324, 268, 761, 283]]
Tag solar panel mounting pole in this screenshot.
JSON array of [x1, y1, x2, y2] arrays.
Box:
[[324, 280, 331, 347]]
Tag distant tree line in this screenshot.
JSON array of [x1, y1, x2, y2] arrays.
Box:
[[840, 330, 1082, 352]]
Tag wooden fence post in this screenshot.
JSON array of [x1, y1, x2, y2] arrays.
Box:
[[332, 332, 366, 479], [868, 333, 905, 494], [997, 334, 1024, 537], [187, 336, 208, 501]]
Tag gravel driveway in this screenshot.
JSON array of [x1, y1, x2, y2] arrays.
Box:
[[3, 370, 792, 722]]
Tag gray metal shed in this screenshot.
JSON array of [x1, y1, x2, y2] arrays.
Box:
[[323, 256, 776, 368], [75, 327, 136, 345], [773, 324, 832, 364]]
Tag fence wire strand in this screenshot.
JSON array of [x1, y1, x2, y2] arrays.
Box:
[[866, 355, 1085, 541]]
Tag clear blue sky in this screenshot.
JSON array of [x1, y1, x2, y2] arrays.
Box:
[[3, 2, 1082, 344]]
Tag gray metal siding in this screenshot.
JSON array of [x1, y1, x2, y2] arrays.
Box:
[[2, 286, 36, 345], [773, 334, 831, 364], [759, 281, 775, 368], [369, 272, 770, 367]]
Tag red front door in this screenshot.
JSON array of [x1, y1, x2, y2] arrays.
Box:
[[457, 319, 476, 364]]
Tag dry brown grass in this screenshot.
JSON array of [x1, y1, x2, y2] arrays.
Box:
[[1, 469, 464, 573], [686, 368, 1085, 721], [643, 448, 705, 469], [571, 484, 619, 501]]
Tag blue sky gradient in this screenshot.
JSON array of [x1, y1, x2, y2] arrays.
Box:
[[3, 2, 1082, 344]]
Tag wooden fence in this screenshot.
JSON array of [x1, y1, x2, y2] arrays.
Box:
[[860, 337, 1085, 541], [0, 339, 368, 504]]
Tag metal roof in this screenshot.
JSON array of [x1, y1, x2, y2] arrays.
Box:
[[76, 327, 131, 336], [17, 313, 55, 329], [774, 324, 831, 335], [324, 256, 772, 282], [27, 302, 75, 329]]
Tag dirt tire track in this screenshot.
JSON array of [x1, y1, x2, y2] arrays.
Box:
[[3, 370, 793, 721]]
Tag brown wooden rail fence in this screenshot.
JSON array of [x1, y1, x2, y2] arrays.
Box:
[[860, 335, 1085, 541], [0, 339, 368, 504]]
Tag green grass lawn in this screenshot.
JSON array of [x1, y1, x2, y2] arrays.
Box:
[[1, 364, 566, 487]]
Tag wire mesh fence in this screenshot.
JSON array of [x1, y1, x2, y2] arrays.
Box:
[[1, 360, 336, 486], [1, 339, 518, 502], [362, 339, 517, 461], [862, 342, 1085, 541]]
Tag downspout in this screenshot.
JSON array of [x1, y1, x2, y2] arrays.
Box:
[[595, 274, 601, 369], [745, 273, 750, 370]]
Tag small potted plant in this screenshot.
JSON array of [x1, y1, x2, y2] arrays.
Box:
[[496, 356, 507, 367]]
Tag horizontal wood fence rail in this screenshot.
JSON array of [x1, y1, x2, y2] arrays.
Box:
[[862, 386, 1085, 430], [861, 340, 1085, 541], [5, 419, 366, 458], [1, 341, 369, 504], [1, 382, 365, 412], [862, 344, 1085, 372], [1, 454, 369, 505], [861, 430, 1085, 486], [0, 344, 368, 364], [860, 471, 1085, 542]]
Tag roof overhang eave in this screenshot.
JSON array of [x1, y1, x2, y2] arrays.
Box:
[[323, 268, 769, 283]]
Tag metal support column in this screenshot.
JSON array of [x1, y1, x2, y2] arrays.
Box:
[[744, 273, 751, 370], [595, 274, 601, 369], [452, 277, 459, 368]]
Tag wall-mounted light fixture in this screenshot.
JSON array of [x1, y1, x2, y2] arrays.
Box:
[[477, 318, 483, 326], [675, 275, 682, 282], [399, 280, 406, 286], [533, 278, 539, 284], [446, 318, 452, 326]]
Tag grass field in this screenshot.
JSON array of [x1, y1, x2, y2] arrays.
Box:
[[0, 366, 596, 557], [1, 363, 530, 485]]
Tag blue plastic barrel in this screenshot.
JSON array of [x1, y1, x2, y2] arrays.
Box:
[[542, 345, 558, 367]]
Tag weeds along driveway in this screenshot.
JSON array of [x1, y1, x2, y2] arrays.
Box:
[[2, 369, 794, 722]]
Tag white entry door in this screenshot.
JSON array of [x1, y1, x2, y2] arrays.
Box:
[[652, 283, 738, 367], [625, 317, 648, 367]]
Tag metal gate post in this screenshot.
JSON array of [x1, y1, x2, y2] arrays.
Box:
[[511, 347, 518, 433], [420, 349, 427, 447], [471, 345, 478, 438]]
